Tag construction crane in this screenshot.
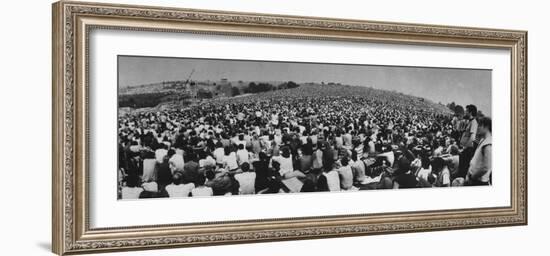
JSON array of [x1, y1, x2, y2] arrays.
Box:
[[180, 68, 197, 101], [183, 69, 195, 89]]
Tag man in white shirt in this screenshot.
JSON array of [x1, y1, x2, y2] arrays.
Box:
[[155, 146, 168, 163], [213, 142, 225, 166], [234, 163, 256, 195], [190, 174, 213, 197], [236, 144, 250, 166], [165, 173, 195, 198], [223, 148, 239, 171]]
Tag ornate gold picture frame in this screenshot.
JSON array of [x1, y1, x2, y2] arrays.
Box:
[[52, 1, 527, 255]]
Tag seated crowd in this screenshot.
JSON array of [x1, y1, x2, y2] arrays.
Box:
[[117, 95, 492, 199]]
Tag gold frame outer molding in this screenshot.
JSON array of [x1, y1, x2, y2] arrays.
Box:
[[52, 1, 527, 255]]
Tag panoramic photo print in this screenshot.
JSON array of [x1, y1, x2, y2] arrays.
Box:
[[117, 56, 492, 200]]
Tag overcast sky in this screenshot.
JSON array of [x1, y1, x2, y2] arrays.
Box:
[[118, 55, 492, 115]]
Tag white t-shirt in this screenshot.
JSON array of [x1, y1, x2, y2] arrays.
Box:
[[155, 148, 168, 163], [191, 186, 214, 197], [169, 154, 185, 173], [199, 156, 216, 168], [213, 148, 225, 164], [437, 167, 451, 187], [323, 171, 341, 192], [235, 172, 257, 195], [300, 136, 308, 145], [165, 183, 195, 198], [273, 155, 294, 177], [416, 167, 433, 187], [335, 136, 343, 148], [236, 149, 250, 165], [274, 135, 282, 145], [309, 134, 318, 145], [223, 152, 239, 170], [121, 187, 144, 200]]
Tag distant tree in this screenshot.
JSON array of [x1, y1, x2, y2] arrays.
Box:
[[286, 81, 299, 88], [128, 97, 136, 108], [257, 83, 273, 92], [276, 81, 299, 90], [231, 86, 241, 96], [197, 89, 213, 99], [248, 82, 258, 93]]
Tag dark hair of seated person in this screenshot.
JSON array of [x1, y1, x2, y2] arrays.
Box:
[[172, 172, 183, 186], [428, 173, 436, 184], [300, 179, 316, 192], [241, 162, 250, 172], [258, 151, 269, 162], [302, 143, 313, 156], [126, 174, 141, 188], [281, 147, 291, 158], [205, 169, 216, 181], [431, 157, 445, 174], [264, 178, 282, 194], [184, 151, 196, 162], [196, 173, 206, 186], [198, 150, 208, 160], [167, 149, 175, 158], [341, 156, 349, 167], [271, 161, 281, 172], [138, 190, 169, 199]]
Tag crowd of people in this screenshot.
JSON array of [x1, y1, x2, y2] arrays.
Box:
[[117, 86, 492, 200]]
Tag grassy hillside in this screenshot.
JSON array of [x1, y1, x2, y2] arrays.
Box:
[[208, 83, 451, 115]]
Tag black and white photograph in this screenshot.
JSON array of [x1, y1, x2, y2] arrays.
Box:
[[117, 55, 493, 200]]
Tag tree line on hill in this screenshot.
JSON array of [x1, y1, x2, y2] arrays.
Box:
[[232, 81, 300, 96]]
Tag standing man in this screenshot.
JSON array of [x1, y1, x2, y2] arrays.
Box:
[[458, 104, 478, 178], [466, 117, 492, 186]]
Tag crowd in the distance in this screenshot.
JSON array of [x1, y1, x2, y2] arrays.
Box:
[[117, 92, 492, 199]]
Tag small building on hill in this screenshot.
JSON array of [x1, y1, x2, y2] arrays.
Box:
[[219, 78, 232, 97]]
